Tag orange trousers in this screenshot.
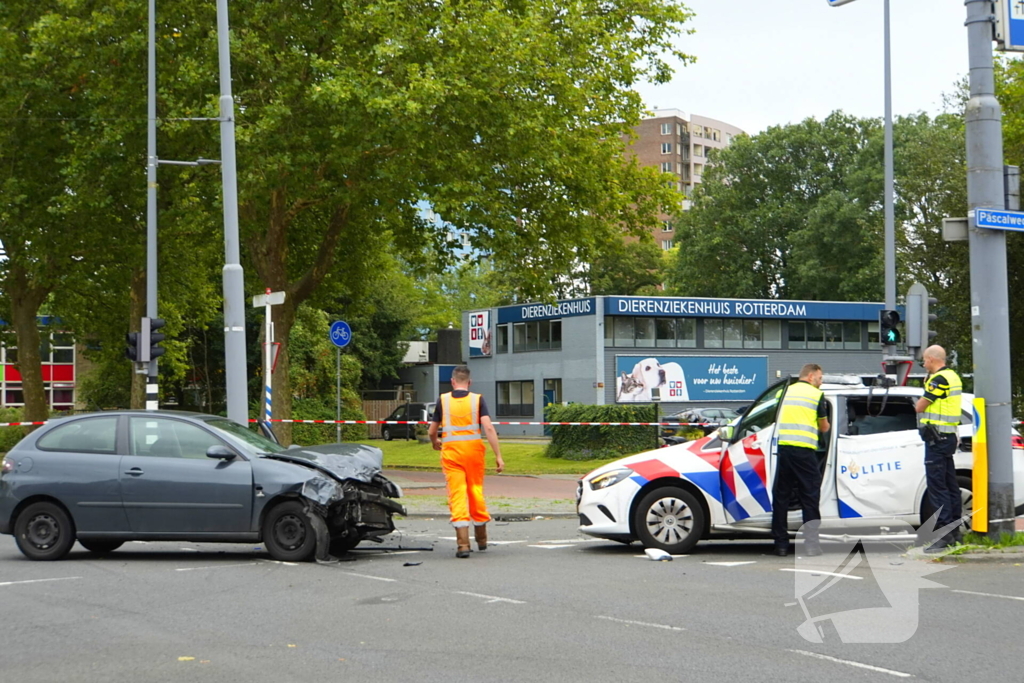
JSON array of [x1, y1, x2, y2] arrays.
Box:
[[441, 442, 490, 528]]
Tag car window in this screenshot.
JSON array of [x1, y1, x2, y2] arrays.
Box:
[[388, 407, 406, 421], [130, 417, 226, 459], [846, 397, 918, 435], [37, 417, 118, 454], [735, 381, 787, 439], [205, 418, 285, 454]]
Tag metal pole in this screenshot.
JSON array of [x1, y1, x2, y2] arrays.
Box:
[[264, 288, 272, 424], [336, 347, 342, 443], [146, 0, 159, 411], [215, 0, 248, 425], [965, 0, 1015, 538], [883, 0, 896, 313]]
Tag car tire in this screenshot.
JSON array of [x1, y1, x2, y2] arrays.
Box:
[[78, 540, 124, 554], [633, 486, 705, 555], [382, 427, 393, 441], [14, 501, 76, 561], [263, 501, 317, 562]]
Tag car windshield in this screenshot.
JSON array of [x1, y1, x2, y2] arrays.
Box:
[[205, 418, 287, 454]]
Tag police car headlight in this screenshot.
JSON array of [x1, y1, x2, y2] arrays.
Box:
[[589, 468, 632, 491]]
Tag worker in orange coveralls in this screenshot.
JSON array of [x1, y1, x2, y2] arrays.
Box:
[[428, 365, 505, 558]]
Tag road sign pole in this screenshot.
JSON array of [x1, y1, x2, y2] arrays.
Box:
[[336, 347, 341, 444], [965, 0, 1015, 538], [264, 291, 272, 424]]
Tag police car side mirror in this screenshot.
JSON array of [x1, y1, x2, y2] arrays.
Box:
[[718, 425, 735, 442]]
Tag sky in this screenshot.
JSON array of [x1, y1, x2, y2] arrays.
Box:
[[636, 0, 1010, 134]]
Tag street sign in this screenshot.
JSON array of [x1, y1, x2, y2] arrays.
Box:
[[330, 320, 352, 348], [252, 290, 285, 307], [995, 0, 1024, 52], [969, 207, 1024, 232]]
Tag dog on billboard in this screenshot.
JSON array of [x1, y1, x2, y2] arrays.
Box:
[[616, 358, 690, 402]]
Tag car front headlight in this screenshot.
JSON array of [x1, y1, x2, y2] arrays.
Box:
[[589, 468, 633, 491]]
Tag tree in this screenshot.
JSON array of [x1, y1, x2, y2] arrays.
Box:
[[587, 237, 667, 295]]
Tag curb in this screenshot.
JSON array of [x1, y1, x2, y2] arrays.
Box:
[[399, 511, 579, 521], [906, 545, 1024, 563]]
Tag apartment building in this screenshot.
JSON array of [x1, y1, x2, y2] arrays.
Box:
[[626, 109, 745, 250]]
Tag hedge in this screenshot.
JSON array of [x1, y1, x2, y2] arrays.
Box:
[[544, 403, 659, 461]]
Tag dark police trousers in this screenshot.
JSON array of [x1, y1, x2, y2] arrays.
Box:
[[771, 444, 822, 549], [924, 433, 961, 532]]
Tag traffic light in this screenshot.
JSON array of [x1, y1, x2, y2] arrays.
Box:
[[125, 317, 166, 363], [879, 309, 901, 345], [148, 318, 166, 360], [905, 283, 937, 358]]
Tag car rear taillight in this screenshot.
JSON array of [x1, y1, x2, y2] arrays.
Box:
[[1012, 435, 1024, 450], [0, 457, 12, 474]]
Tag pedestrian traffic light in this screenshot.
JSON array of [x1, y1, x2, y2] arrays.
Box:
[[148, 317, 166, 360], [879, 309, 901, 345]]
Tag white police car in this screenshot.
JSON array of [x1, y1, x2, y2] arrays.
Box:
[[577, 379, 1024, 554]]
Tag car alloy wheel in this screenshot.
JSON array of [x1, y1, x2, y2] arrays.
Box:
[[633, 486, 705, 555]]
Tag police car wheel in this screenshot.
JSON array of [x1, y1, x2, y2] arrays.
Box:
[[634, 486, 705, 555]]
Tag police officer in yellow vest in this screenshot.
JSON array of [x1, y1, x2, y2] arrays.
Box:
[[428, 365, 505, 558], [771, 364, 830, 557], [914, 345, 963, 553]]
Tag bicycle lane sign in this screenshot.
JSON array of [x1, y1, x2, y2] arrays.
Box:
[[330, 320, 352, 348]]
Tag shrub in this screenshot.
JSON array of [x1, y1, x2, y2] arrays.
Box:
[[290, 396, 369, 446], [0, 407, 30, 454], [544, 403, 659, 461]]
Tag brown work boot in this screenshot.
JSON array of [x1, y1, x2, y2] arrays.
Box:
[[455, 527, 471, 558], [474, 524, 488, 551]]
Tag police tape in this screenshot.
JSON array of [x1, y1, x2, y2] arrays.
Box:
[[247, 419, 722, 427], [0, 422, 50, 427]]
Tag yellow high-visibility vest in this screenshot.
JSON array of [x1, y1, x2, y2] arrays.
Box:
[[920, 368, 962, 434], [777, 381, 824, 450]]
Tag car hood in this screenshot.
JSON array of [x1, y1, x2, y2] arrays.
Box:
[[260, 443, 385, 485]]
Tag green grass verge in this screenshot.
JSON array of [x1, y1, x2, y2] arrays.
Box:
[[365, 438, 624, 475], [943, 530, 1024, 556]]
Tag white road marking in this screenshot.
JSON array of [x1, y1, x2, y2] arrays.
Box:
[[780, 568, 863, 580], [528, 544, 573, 549], [951, 589, 1024, 602], [0, 576, 82, 587], [486, 540, 526, 545], [455, 591, 525, 605], [175, 563, 258, 572], [788, 650, 913, 678], [536, 538, 600, 544], [596, 616, 685, 631], [262, 559, 300, 566], [341, 572, 397, 583], [704, 561, 757, 567], [385, 551, 421, 556]]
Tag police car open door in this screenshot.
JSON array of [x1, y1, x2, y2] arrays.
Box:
[[832, 394, 926, 519], [718, 380, 787, 525]]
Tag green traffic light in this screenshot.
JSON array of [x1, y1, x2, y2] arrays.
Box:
[[885, 330, 900, 343]]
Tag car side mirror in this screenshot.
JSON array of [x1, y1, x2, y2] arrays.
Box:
[[206, 445, 237, 460], [718, 425, 735, 442]]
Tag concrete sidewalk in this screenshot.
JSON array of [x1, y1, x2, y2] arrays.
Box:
[[384, 469, 580, 519]]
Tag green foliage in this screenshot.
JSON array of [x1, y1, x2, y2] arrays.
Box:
[[290, 397, 368, 447], [545, 403, 658, 461], [0, 408, 29, 453], [77, 354, 133, 411], [587, 237, 668, 296]]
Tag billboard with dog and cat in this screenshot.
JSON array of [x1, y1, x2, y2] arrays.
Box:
[[615, 355, 768, 402]]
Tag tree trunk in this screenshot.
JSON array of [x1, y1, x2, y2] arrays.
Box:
[[7, 265, 51, 429], [128, 267, 147, 409], [270, 302, 297, 445]]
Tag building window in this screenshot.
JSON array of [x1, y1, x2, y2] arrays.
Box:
[[661, 240, 674, 250], [704, 126, 713, 138], [634, 317, 656, 348], [844, 321, 863, 350], [660, 161, 673, 173], [496, 324, 509, 354], [712, 129, 721, 141], [692, 126, 703, 138], [789, 321, 806, 349], [693, 144, 704, 157], [787, 320, 863, 350], [497, 380, 534, 416], [605, 317, 697, 348], [693, 163, 704, 178], [723, 319, 743, 348], [613, 317, 634, 347], [2, 330, 76, 411], [661, 142, 673, 154], [678, 123, 687, 135], [660, 122, 672, 135], [662, 220, 673, 232], [511, 320, 561, 352], [868, 322, 881, 349], [704, 319, 723, 348]]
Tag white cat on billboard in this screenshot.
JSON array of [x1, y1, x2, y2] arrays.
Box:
[[616, 357, 689, 402]]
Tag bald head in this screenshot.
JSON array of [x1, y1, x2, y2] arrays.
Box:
[[922, 345, 947, 374]]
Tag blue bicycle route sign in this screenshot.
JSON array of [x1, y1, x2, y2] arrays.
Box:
[[330, 320, 352, 348]]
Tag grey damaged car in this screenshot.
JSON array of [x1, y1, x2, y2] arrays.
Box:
[[0, 411, 406, 562]]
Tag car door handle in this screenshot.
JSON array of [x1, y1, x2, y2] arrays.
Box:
[[124, 468, 145, 476]]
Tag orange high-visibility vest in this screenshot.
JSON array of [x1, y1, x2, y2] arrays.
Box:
[[440, 393, 483, 452]]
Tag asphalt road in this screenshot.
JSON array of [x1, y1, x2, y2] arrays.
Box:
[[1, 520, 1022, 683]]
